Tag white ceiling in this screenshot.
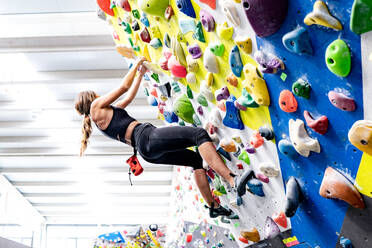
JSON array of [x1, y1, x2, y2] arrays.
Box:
[[0, 1, 172, 226]]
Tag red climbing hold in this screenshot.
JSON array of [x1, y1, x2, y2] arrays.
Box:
[[279, 90, 298, 113], [117, 0, 131, 12], [150, 88, 158, 98], [175, 184, 181, 190], [328, 91, 356, 111], [237, 163, 244, 170], [272, 211, 288, 228], [113, 31, 120, 41], [238, 236, 249, 244], [200, 0, 216, 9], [303, 110, 328, 135], [97, 0, 115, 16], [140, 28, 151, 43], [186, 233, 193, 242], [250, 131, 264, 148]]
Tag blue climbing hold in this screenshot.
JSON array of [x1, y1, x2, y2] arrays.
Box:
[[163, 111, 179, 123], [140, 13, 150, 27], [179, 19, 196, 34], [247, 178, 265, 197], [340, 237, 352, 248], [144, 74, 150, 81], [229, 45, 243, 77], [164, 33, 171, 48], [278, 139, 297, 158], [217, 146, 231, 161], [147, 95, 158, 106], [223, 96, 244, 130], [236, 196, 243, 206], [176, 0, 196, 18], [282, 26, 313, 56]]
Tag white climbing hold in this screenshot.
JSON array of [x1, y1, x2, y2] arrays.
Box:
[[220, 0, 240, 27], [289, 119, 321, 157], [209, 108, 223, 128], [186, 73, 196, 83], [259, 162, 280, 177], [200, 80, 215, 101], [203, 49, 219, 73]]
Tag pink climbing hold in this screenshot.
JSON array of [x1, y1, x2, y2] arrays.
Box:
[[158, 101, 166, 114], [150, 88, 158, 98], [186, 233, 193, 242], [303, 110, 328, 135], [328, 90, 356, 111], [215, 86, 230, 101], [272, 211, 288, 228], [197, 106, 203, 115], [250, 131, 264, 148], [256, 173, 269, 183], [279, 90, 298, 113], [159, 50, 172, 71], [217, 100, 226, 112], [168, 56, 187, 78], [113, 31, 120, 41], [117, 0, 131, 12]]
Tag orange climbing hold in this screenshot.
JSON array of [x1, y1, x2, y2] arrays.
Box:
[[217, 100, 226, 112], [200, 0, 216, 9], [97, 0, 115, 16], [150, 88, 158, 98], [241, 228, 260, 242], [219, 138, 237, 152], [272, 211, 288, 228], [226, 74, 238, 87], [279, 90, 298, 113], [250, 131, 264, 148]]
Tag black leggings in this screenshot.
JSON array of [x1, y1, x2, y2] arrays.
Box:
[[132, 123, 212, 170]]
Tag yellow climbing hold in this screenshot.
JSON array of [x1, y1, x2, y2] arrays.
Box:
[[217, 22, 234, 41], [242, 63, 270, 106], [233, 0, 241, 3], [348, 120, 372, 156], [142, 44, 152, 62], [150, 26, 162, 39], [234, 36, 252, 54], [304, 1, 342, 30], [171, 36, 187, 66], [206, 72, 214, 87]]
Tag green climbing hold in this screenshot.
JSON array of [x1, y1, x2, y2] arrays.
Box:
[[350, 0, 372, 34], [292, 79, 311, 99], [193, 21, 206, 43], [213, 176, 227, 194], [128, 37, 134, 47], [210, 42, 225, 57], [237, 88, 259, 108], [187, 85, 193, 99], [280, 72, 287, 81], [229, 233, 236, 241], [110, 1, 116, 9], [179, 120, 185, 126], [144, 87, 149, 96], [151, 73, 159, 83], [234, 222, 240, 228], [325, 39, 351, 77], [174, 94, 195, 124], [122, 22, 132, 34], [193, 114, 202, 126], [238, 150, 250, 165], [197, 94, 208, 107], [133, 45, 140, 51], [171, 82, 181, 93], [132, 9, 141, 19], [138, 0, 169, 17]]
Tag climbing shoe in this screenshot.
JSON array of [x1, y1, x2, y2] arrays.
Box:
[[206, 202, 232, 218]]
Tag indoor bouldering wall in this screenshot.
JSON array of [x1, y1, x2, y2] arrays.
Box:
[[96, 0, 372, 247]]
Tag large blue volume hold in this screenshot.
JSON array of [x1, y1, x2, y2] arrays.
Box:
[[176, 0, 196, 18], [278, 139, 297, 158], [247, 178, 265, 197], [282, 26, 313, 56], [229, 45, 243, 77], [223, 95, 244, 130]]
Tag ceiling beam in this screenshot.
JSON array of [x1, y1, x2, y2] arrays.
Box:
[[22, 192, 171, 198], [11, 180, 172, 186]]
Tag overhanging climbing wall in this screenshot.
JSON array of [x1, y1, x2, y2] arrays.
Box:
[[96, 0, 372, 247]]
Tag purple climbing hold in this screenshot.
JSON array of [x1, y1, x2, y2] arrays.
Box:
[[234, 101, 247, 111], [215, 86, 230, 101], [246, 146, 256, 154], [254, 50, 285, 74], [328, 90, 356, 111], [200, 9, 215, 32], [264, 217, 280, 239], [197, 106, 203, 115], [188, 44, 203, 59], [223, 96, 244, 130], [242, 0, 288, 37]]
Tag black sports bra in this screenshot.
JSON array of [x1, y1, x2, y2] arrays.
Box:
[[96, 105, 137, 144]]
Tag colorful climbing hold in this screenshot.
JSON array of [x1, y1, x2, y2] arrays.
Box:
[[278, 139, 297, 157], [229, 45, 243, 77], [97, 0, 115, 16], [256, 173, 269, 183], [220, 0, 241, 26], [242, 63, 270, 106], [328, 90, 356, 111], [163, 111, 179, 123], [350, 0, 372, 34], [209, 108, 222, 128], [237, 169, 255, 197], [259, 126, 274, 140], [279, 90, 298, 113], [186, 55, 199, 72], [241, 228, 260, 242], [340, 237, 353, 248], [285, 176, 302, 217], [193, 21, 206, 42], [150, 38, 162, 49], [254, 50, 285, 74], [226, 74, 238, 87], [200, 0, 216, 9], [304, 110, 328, 135], [158, 82, 171, 97], [186, 72, 196, 84], [242, 0, 288, 37], [289, 119, 321, 157], [206, 72, 214, 86], [193, 114, 202, 126], [197, 94, 208, 107], [132, 9, 141, 19], [188, 44, 203, 59], [203, 49, 219, 73], [164, 5, 174, 20], [168, 56, 187, 78], [186, 233, 193, 242], [131, 20, 140, 31], [348, 120, 372, 156], [238, 149, 250, 165], [171, 82, 181, 93], [236, 88, 259, 110], [147, 95, 158, 106], [179, 19, 196, 34], [200, 9, 215, 32], [325, 39, 351, 77], [139, 0, 169, 17], [171, 36, 187, 66], [292, 78, 311, 99], [247, 178, 265, 197], [234, 36, 252, 54], [217, 100, 226, 111], [186, 85, 193, 99], [319, 167, 365, 208], [116, 45, 135, 58], [140, 13, 150, 27], [259, 162, 280, 177], [264, 217, 280, 239], [174, 94, 195, 124], [304, 0, 342, 30], [176, 0, 196, 18], [250, 131, 264, 148], [163, 33, 171, 48], [210, 42, 225, 57], [140, 27, 151, 43], [117, 0, 131, 12], [219, 138, 237, 153], [150, 26, 162, 39], [200, 81, 214, 101], [223, 96, 244, 130], [282, 26, 313, 56], [215, 86, 230, 101], [197, 106, 203, 115], [272, 211, 288, 228], [217, 22, 234, 40], [238, 236, 249, 244]]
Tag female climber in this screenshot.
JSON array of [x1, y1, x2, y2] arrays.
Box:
[[75, 57, 239, 218]]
